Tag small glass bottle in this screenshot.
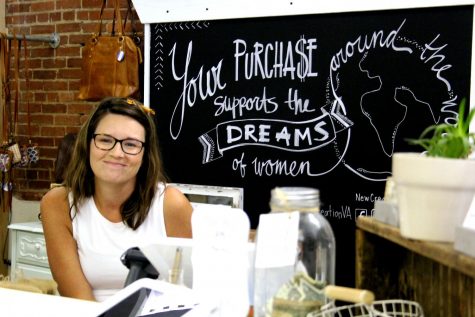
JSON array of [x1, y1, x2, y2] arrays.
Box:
[[253, 187, 336, 317]]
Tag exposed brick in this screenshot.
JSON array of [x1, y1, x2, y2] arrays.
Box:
[[42, 103, 67, 113], [14, 191, 44, 201], [45, 92, 60, 102], [57, 22, 82, 33], [30, 25, 55, 35], [54, 113, 81, 125], [30, 47, 55, 58], [68, 103, 94, 115], [34, 92, 47, 102], [37, 13, 49, 23], [33, 69, 58, 80], [62, 11, 76, 21], [33, 158, 53, 169], [69, 32, 90, 44], [30, 2, 55, 12], [26, 169, 39, 179], [28, 103, 42, 113], [66, 127, 81, 135], [31, 114, 54, 125], [57, 91, 77, 102], [39, 147, 58, 158], [34, 137, 55, 147], [38, 169, 52, 180], [12, 169, 27, 179], [43, 80, 68, 91], [28, 180, 53, 190], [79, 114, 90, 125], [69, 80, 81, 91], [43, 58, 67, 69], [67, 56, 84, 68], [56, 46, 81, 57], [82, 0, 103, 8], [58, 68, 82, 79], [50, 12, 62, 22], [6, 0, 145, 200], [41, 126, 67, 137], [28, 59, 42, 69], [58, 0, 81, 10], [16, 14, 36, 24], [14, 125, 28, 136]]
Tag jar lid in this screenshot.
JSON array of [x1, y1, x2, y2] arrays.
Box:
[[272, 187, 319, 200], [270, 187, 320, 211]]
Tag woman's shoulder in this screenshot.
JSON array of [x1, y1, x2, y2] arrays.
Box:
[[163, 184, 188, 203], [41, 185, 68, 201], [40, 186, 70, 214], [162, 184, 193, 238]]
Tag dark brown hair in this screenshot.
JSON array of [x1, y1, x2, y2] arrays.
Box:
[[54, 133, 77, 184]]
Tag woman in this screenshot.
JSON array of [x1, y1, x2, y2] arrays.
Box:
[[40, 97, 193, 302]]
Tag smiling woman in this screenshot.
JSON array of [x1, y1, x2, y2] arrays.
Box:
[[39, 97, 193, 302]]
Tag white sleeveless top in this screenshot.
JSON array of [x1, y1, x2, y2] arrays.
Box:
[[71, 183, 167, 302]]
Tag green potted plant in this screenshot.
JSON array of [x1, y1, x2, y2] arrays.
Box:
[[392, 98, 475, 242]]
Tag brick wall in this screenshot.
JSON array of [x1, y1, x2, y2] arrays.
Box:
[[5, 0, 143, 200]]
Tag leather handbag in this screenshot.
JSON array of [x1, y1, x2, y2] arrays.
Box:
[[78, 0, 142, 101]]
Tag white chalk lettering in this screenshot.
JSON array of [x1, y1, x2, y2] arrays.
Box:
[[214, 87, 278, 119], [421, 34, 452, 91], [169, 41, 227, 139], [252, 158, 312, 176], [330, 20, 412, 73], [234, 37, 318, 81]]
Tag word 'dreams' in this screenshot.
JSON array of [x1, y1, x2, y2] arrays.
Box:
[[218, 118, 335, 152]]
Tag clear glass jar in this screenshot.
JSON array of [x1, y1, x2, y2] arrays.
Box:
[[253, 187, 336, 317]]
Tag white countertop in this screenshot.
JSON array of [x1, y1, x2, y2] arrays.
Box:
[[0, 287, 101, 317]]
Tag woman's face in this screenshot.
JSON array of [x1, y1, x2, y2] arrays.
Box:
[[90, 114, 146, 186]]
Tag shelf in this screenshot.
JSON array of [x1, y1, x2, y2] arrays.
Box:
[[356, 216, 475, 317], [356, 216, 475, 278]]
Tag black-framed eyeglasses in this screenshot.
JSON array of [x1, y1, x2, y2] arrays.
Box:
[[93, 134, 145, 155]]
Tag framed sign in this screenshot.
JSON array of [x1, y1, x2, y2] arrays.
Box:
[[134, 0, 474, 287]]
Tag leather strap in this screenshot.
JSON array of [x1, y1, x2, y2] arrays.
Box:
[[22, 35, 31, 140], [97, 0, 108, 36], [123, 0, 141, 45], [11, 33, 20, 143], [1, 34, 12, 144], [114, 0, 125, 36], [98, 0, 125, 37], [0, 33, 8, 145]]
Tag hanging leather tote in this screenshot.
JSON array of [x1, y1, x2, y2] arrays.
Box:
[[78, 0, 142, 101]]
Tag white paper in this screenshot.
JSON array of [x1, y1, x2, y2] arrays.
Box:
[[191, 206, 251, 317], [139, 238, 194, 288], [96, 279, 200, 317], [139, 287, 199, 316], [463, 195, 475, 229], [255, 212, 300, 268]]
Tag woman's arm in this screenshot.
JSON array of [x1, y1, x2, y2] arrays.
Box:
[[163, 186, 193, 238], [40, 187, 96, 301]]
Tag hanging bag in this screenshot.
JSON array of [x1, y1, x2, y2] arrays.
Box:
[[78, 0, 142, 101]]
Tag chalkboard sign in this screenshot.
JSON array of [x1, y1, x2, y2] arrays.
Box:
[[148, 5, 473, 286]]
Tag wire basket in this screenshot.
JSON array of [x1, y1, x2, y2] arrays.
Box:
[[306, 286, 424, 317], [308, 299, 424, 317]]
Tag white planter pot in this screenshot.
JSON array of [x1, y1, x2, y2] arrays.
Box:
[[392, 152, 475, 242]]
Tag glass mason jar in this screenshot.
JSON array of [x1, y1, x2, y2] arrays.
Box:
[[253, 187, 336, 317]]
